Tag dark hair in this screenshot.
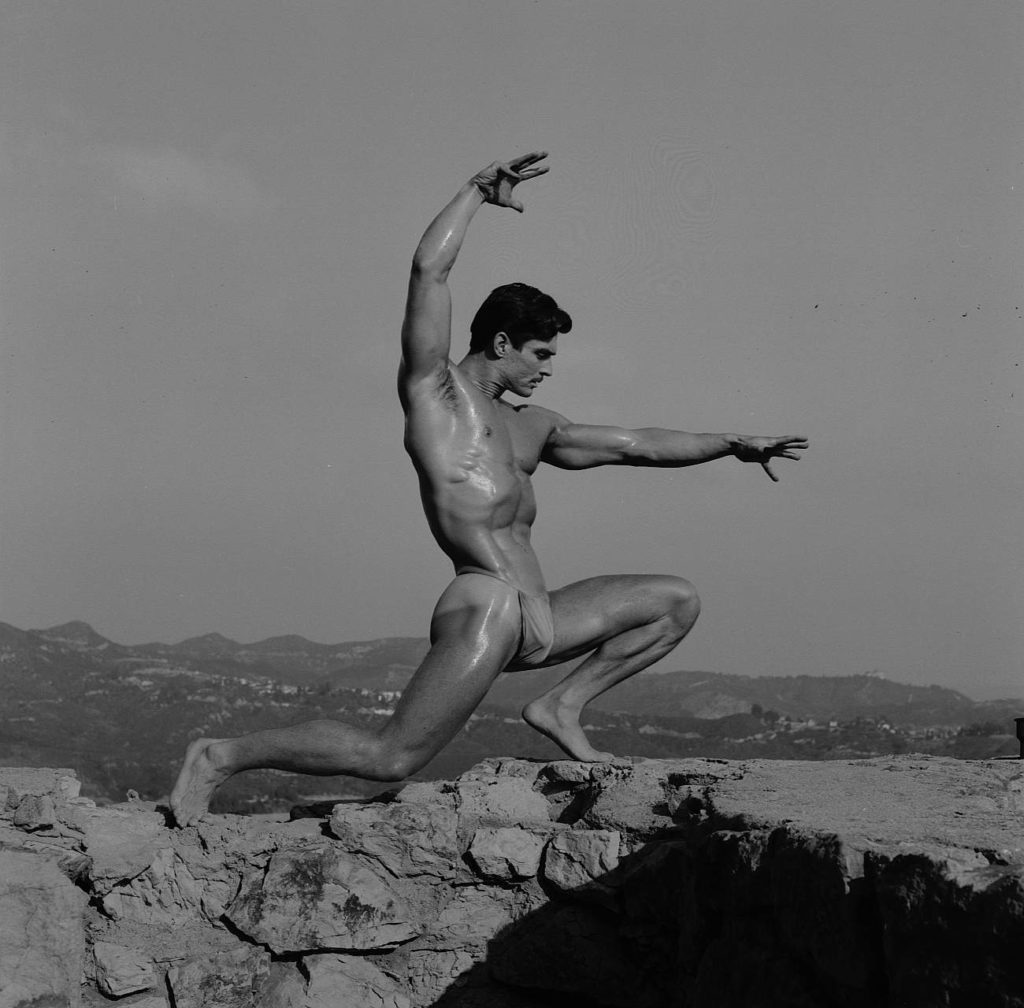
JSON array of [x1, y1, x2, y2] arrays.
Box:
[[469, 283, 572, 353]]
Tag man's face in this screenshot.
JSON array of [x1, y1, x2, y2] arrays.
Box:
[[503, 335, 557, 397]]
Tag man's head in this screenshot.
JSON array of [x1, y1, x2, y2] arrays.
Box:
[[469, 283, 572, 353], [469, 284, 572, 397]]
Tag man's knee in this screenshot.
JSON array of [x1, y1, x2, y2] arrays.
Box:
[[661, 576, 701, 631], [372, 743, 432, 783]]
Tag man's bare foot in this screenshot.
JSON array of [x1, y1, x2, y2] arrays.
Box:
[[522, 697, 615, 762], [169, 737, 231, 827]]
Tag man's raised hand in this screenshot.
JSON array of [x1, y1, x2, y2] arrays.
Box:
[[732, 435, 810, 482], [470, 152, 549, 213]]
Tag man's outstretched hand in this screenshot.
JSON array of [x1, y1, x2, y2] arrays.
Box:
[[470, 152, 549, 213], [732, 435, 809, 482]]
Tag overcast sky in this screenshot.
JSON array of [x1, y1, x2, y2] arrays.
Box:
[[2, 0, 1020, 699]]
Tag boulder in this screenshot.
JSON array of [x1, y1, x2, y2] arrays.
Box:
[[0, 848, 86, 1008], [11, 792, 56, 831], [62, 803, 170, 894], [328, 796, 460, 880], [255, 961, 307, 1008], [541, 828, 621, 900], [304, 953, 412, 1008], [0, 767, 80, 808], [404, 884, 541, 1004], [454, 770, 551, 842], [93, 940, 156, 997], [225, 842, 419, 953], [872, 847, 1024, 1006], [467, 826, 548, 882], [165, 945, 270, 1008]]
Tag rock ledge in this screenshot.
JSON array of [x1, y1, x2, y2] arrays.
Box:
[[1, 755, 1023, 1007]]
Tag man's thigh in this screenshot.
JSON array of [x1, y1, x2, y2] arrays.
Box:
[[383, 573, 522, 757], [540, 574, 694, 667]]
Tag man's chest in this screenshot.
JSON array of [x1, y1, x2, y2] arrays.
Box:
[[497, 404, 550, 475]]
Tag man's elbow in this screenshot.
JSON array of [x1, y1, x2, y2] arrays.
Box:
[[410, 254, 450, 282]]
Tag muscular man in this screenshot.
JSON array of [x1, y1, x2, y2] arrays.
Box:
[[169, 152, 807, 826]]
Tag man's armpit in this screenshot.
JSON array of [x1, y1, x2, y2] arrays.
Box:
[[412, 362, 460, 411], [433, 364, 459, 409]]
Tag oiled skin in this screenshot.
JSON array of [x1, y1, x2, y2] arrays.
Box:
[[167, 153, 807, 827], [400, 362, 552, 596]]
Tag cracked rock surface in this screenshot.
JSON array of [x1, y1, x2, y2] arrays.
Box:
[[1, 755, 1023, 1007]]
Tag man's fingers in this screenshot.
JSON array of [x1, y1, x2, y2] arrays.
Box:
[[499, 164, 549, 182], [509, 150, 549, 169], [761, 461, 779, 482]]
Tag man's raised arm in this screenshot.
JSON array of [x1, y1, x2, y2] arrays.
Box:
[[543, 417, 809, 482], [400, 153, 549, 386]]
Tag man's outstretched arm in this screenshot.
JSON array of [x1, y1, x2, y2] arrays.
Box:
[[400, 153, 549, 385], [542, 416, 809, 482]]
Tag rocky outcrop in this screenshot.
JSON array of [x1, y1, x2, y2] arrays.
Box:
[[1, 756, 1023, 1007]]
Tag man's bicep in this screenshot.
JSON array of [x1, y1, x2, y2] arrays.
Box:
[[543, 421, 640, 469], [400, 271, 453, 379]]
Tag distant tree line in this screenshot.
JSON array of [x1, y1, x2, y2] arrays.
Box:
[[750, 704, 781, 726], [958, 721, 1010, 737]]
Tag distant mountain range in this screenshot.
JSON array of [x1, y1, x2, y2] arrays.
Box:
[[18, 619, 429, 688], [16, 619, 1019, 725], [1, 619, 1019, 812], [18, 618, 1024, 721]]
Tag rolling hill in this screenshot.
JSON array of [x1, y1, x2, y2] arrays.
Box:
[[1, 619, 1018, 812]]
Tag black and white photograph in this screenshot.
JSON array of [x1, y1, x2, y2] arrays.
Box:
[[1, 2, 1021, 1005]]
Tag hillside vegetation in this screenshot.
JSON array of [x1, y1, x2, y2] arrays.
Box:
[[1, 620, 1018, 813]]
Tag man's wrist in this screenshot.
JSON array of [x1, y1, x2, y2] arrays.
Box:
[[462, 180, 488, 205], [722, 433, 742, 456]]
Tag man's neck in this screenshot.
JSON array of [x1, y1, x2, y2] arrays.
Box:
[[457, 353, 507, 400]]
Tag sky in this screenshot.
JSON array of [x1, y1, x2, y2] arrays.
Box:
[[1, 0, 1021, 699]]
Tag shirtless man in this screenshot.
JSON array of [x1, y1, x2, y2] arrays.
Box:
[[169, 152, 807, 826]]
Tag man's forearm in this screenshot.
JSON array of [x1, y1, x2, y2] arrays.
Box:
[[627, 429, 741, 467], [411, 183, 485, 280]]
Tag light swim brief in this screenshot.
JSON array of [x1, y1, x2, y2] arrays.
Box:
[[514, 590, 555, 667], [456, 569, 555, 668]]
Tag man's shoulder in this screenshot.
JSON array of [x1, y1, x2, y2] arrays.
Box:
[[505, 402, 569, 440], [507, 401, 561, 420]]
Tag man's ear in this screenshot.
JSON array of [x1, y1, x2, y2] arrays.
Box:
[[492, 331, 510, 357]]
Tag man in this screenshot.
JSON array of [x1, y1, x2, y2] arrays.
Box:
[[169, 152, 807, 827]]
